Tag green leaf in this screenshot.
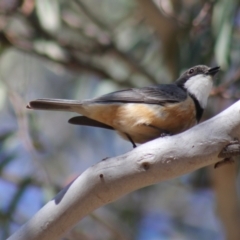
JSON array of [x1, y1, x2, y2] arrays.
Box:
[[213, 0, 236, 69], [36, 0, 61, 33], [215, 21, 232, 69]]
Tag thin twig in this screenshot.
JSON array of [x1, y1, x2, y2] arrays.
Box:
[[72, 0, 158, 84]]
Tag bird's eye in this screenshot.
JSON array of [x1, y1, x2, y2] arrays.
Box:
[[188, 68, 194, 74]]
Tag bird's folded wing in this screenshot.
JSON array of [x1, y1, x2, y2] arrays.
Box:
[[91, 85, 187, 105], [68, 116, 114, 130]]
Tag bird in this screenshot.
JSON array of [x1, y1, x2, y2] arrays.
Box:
[[27, 65, 220, 148]]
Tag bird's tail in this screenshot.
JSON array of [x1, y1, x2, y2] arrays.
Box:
[[27, 98, 83, 112]]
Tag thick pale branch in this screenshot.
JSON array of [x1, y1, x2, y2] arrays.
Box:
[[8, 101, 240, 240]]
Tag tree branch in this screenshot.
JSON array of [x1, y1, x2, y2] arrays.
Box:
[[210, 163, 240, 240], [8, 100, 240, 240], [72, 0, 158, 84]]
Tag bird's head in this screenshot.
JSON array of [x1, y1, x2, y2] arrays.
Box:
[[176, 65, 220, 108]]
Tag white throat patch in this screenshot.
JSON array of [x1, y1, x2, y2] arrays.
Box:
[[184, 74, 213, 108]]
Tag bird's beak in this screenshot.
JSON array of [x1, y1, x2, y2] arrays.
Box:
[[207, 66, 220, 76]]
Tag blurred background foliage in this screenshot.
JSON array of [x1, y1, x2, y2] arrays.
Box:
[[0, 0, 240, 239]]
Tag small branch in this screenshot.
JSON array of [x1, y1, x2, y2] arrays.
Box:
[[89, 213, 131, 240], [72, 0, 158, 84], [2, 31, 124, 83], [72, 0, 109, 32], [157, 0, 187, 27], [193, 2, 213, 27], [212, 68, 240, 99], [8, 100, 240, 240], [137, 0, 180, 79]]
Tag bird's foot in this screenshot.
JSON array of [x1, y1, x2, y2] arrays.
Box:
[[125, 133, 137, 148], [159, 132, 171, 137]]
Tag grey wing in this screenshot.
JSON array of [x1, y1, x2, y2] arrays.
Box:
[[89, 84, 187, 105]]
